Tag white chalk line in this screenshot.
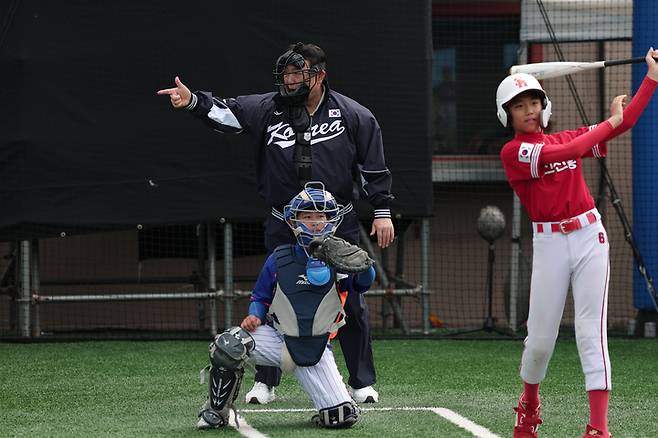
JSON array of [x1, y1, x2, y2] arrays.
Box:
[[233, 406, 500, 438], [228, 410, 269, 438]]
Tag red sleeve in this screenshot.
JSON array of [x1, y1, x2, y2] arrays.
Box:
[[552, 125, 608, 159], [604, 75, 657, 141], [501, 140, 544, 181], [539, 121, 614, 164]]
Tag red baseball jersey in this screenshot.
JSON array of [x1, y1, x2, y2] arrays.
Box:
[[501, 75, 657, 222], [500, 127, 607, 222]]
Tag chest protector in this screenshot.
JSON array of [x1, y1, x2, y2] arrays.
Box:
[[268, 245, 346, 366]]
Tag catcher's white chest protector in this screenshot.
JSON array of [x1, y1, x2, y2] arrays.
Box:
[[268, 245, 346, 366]]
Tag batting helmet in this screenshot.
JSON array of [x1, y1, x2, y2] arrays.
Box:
[[496, 73, 552, 128], [284, 182, 343, 247]]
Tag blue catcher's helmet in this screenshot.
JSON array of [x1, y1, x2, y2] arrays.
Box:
[[284, 182, 343, 247]]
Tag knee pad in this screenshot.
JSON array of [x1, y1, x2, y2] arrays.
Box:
[[209, 326, 255, 370], [313, 401, 360, 428]]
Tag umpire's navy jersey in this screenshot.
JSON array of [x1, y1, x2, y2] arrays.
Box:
[[187, 82, 394, 216]]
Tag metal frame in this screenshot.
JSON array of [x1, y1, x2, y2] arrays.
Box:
[[16, 218, 432, 338]]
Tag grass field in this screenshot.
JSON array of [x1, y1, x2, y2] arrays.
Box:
[[1, 338, 657, 437]]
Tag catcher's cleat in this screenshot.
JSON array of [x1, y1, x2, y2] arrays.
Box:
[[514, 399, 542, 438], [245, 382, 276, 404], [197, 399, 229, 429], [583, 424, 612, 437], [349, 385, 379, 403], [312, 401, 360, 428]]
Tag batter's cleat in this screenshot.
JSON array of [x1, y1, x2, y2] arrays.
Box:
[[245, 382, 276, 404], [583, 424, 612, 437], [514, 400, 542, 438], [349, 385, 379, 403]]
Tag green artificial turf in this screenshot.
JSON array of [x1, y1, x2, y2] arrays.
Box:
[[1, 338, 657, 437]]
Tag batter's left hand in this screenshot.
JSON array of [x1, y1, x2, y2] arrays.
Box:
[[371, 218, 395, 248], [646, 47, 658, 81]]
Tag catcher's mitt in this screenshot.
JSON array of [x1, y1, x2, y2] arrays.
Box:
[[307, 235, 374, 273]]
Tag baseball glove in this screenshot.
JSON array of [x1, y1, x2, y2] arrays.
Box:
[[308, 235, 374, 273]]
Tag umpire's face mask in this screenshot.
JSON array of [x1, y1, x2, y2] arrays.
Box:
[[273, 50, 321, 106]]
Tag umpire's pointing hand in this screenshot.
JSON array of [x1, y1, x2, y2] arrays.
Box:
[[371, 218, 395, 249], [157, 76, 192, 108]]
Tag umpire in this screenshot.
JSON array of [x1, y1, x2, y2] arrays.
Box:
[[157, 42, 394, 404]]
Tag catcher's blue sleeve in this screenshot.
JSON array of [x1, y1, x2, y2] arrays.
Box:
[[247, 254, 277, 321], [338, 266, 375, 294]]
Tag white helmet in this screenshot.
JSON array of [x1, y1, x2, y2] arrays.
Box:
[[496, 73, 552, 128]]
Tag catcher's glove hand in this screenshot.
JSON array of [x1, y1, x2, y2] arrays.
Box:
[[308, 235, 374, 273]]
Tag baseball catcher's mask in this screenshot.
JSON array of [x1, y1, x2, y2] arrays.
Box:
[[284, 181, 343, 247], [273, 43, 325, 106]]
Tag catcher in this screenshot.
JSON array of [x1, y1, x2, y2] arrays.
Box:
[[196, 182, 375, 429]]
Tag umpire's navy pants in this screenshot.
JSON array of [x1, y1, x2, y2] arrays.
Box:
[[256, 210, 376, 389]]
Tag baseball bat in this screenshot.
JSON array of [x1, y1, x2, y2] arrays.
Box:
[[510, 56, 658, 80]]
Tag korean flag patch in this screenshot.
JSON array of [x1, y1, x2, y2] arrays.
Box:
[[518, 143, 533, 163], [328, 109, 341, 118]]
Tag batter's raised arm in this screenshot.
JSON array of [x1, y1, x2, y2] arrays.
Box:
[[603, 48, 658, 139], [156, 76, 192, 108], [538, 95, 625, 164], [646, 47, 658, 80]]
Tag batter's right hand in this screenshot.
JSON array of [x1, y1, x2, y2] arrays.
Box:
[[240, 315, 262, 332], [608, 94, 626, 128], [156, 76, 192, 108]]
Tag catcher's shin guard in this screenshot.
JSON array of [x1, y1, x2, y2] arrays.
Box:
[[312, 401, 360, 428], [198, 327, 255, 428]]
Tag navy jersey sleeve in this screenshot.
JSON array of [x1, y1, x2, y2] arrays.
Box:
[[187, 91, 274, 137], [341, 98, 394, 216]]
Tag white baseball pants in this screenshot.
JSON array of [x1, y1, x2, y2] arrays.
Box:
[[249, 324, 353, 409], [521, 217, 611, 391]]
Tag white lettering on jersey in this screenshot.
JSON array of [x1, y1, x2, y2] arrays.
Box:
[[544, 160, 578, 175], [518, 143, 533, 163], [266, 120, 346, 149]]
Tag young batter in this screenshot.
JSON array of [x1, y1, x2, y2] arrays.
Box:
[[497, 48, 658, 438], [196, 182, 376, 429]]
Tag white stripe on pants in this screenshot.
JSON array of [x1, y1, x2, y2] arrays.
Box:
[[249, 324, 352, 409], [521, 221, 611, 391]]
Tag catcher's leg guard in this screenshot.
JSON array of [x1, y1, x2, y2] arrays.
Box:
[[197, 327, 255, 429], [312, 401, 360, 428]]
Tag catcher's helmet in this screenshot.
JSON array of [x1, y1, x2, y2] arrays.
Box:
[[273, 42, 325, 106], [284, 182, 343, 247], [496, 73, 552, 128]]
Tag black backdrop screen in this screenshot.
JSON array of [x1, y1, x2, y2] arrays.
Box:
[[0, 1, 432, 239]]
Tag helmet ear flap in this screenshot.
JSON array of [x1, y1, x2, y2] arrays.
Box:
[[540, 97, 552, 128], [497, 106, 509, 128]]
